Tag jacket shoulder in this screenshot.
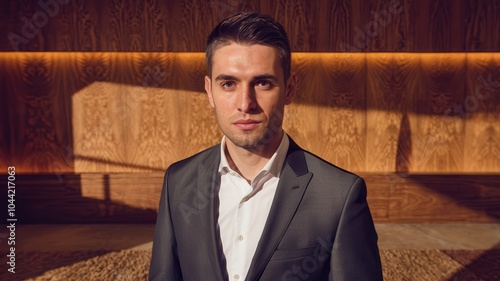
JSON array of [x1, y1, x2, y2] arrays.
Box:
[[166, 144, 220, 175], [300, 149, 362, 185], [288, 137, 361, 183]]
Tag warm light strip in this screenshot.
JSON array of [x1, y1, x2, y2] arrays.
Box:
[[0, 52, 499, 55], [1, 52, 498, 66]]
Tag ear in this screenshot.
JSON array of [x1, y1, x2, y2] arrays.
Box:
[[205, 76, 215, 108], [284, 72, 296, 105]]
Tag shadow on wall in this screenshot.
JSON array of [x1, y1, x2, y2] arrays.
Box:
[[1, 173, 162, 224]]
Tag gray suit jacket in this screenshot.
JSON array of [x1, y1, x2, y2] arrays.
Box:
[[149, 138, 383, 281]]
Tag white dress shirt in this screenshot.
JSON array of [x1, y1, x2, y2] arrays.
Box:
[[217, 133, 290, 281]]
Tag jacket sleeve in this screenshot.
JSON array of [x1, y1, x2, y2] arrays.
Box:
[[149, 168, 183, 281], [329, 177, 383, 281]]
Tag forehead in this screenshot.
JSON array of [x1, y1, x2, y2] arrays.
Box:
[[211, 43, 283, 78]]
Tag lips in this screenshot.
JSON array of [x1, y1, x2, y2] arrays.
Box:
[[234, 119, 261, 130]]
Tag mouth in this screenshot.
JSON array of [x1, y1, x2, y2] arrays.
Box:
[[233, 119, 261, 130]]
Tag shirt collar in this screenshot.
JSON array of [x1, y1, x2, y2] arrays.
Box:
[[218, 132, 290, 178]]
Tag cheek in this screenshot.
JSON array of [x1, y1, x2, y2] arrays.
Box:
[[212, 98, 232, 118], [213, 97, 226, 108], [264, 95, 286, 111]]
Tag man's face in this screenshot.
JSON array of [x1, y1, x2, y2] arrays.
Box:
[[205, 43, 294, 150]]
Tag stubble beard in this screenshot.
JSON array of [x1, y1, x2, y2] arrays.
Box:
[[215, 105, 285, 150], [225, 128, 278, 149], [219, 117, 282, 150]]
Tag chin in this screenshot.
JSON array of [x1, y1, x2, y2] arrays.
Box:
[[230, 131, 277, 149]]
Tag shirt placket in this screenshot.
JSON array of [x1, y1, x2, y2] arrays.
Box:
[[230, 173, 252, 281]]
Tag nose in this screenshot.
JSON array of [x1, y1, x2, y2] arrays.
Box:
[[238, 85, 256, 113]]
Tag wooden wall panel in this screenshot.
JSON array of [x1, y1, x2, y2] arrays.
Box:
[[464, 53, 500, 172], [1, 0, 499, 52], [0, 52, 221, 174], [464, 0, 500, 51], [285, 53, 366, 172], [282, 53, 322, 151], [1, 0, 499, 224], [363, 173, 390, 222], [72, 81, 130, 173], [366, 53, 418, 172], [7, 173, 499, 223], [71, 53, 220, 173], [316, 53, 367, 171], [268, 0, 311, 51], [414, 0, 465, 52], [361, 0, 402, 52], [10, 173, 161, 223], [318, 0, 367, 52], [387, 174, 500, 222], [333, 0, 413, 52], [1, 53, 499, 174], [390, 0, 417, 52], [171, 0, 217, 52], [72, 83, 220, 173], [0, 57, 9, 169], [413, 54, 466, 172], [1, 52, 499, 223], [0, 53, 75, 173], [2, 0, 173, 52]]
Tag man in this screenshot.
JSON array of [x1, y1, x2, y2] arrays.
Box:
[[149, 11, 382, 281]]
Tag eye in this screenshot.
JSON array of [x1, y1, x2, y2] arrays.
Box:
[[221, 81, 236, 90], [255, 80, 273, 90]]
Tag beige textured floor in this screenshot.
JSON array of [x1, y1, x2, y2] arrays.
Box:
[[13, 223, 500, 252]]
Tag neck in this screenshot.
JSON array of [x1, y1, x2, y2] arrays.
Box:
[[224, 131, 283, 182]]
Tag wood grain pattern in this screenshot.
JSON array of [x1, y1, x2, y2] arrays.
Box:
[[4, 173, 498, 223], [1, 53, 499, 174], [362, 173, 390, 222], [316, 53, 367, 171], [390, 0, 417, 51], [366, 53, 418, 172], [413, 54, 466, 172], [0, 52, 215, 173], [271, 0, 310, 51], [1, 0, 499, 225], [464, 53, 500, 172], [464, 0, 500, 51], [415, 0, 465, 52], [286, 53, 367, 171], [362, 0, 392, 51], [1, 0, 499, 52], [386, 173, 500, 222], [283, 53, 324, 154], [1, 53, 74, 173], [71, 53, 221, 173]]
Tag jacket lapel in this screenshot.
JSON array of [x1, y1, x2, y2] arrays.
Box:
[[196, 146, 228, 281], [245, 139, 313, 280]]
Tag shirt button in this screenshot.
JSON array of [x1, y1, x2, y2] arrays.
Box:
[[237, 235, 244, 241], [234, 274, 240, 280]]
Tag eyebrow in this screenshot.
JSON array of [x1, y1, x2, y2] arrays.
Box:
[[253, 74, 279, 83], [214, 74, 238, 81], [214, 73, 279, 82]]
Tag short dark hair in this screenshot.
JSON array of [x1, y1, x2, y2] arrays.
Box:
[[206, 11, 291, 79]]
